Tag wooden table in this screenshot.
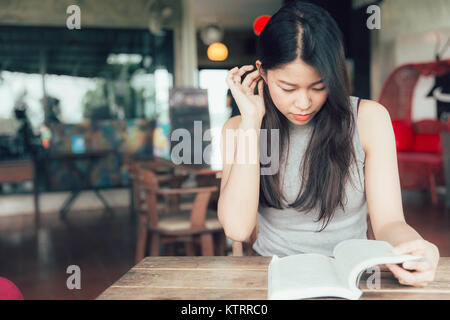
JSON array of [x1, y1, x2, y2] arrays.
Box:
[[97, 256, 450, 300], [0, 159, 40, 228]]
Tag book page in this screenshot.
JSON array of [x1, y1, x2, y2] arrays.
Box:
[[333, 239, 423, 289], [268, 253, 358, 300]]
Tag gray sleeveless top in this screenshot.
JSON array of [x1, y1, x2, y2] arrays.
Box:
[[253, 96, 368, 257]]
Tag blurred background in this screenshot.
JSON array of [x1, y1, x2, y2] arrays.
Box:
[[0, 0, 449, 300]]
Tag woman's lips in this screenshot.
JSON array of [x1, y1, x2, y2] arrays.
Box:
[[293, 113, 312, 121]]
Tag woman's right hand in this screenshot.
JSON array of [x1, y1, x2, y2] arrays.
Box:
[[225, 65, 266, 125]]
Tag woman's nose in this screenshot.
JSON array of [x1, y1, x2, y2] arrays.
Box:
[[294, 92, 312, 110]]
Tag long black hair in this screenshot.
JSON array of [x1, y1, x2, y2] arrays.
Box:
[[258, 1, 361, 231]]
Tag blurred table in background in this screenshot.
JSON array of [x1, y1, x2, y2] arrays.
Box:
[[0, 158, 39, 228], [136, 156, 221, 177], [47, 151, 116, 220]]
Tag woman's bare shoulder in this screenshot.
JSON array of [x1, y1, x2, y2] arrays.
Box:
[[357, 99, 392, 154], [358, 98, 388, 118]]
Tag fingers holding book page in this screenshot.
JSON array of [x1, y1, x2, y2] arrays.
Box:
[[386, 239, 439, 287]]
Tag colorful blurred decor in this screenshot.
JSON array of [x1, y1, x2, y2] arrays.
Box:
[[71, 135, 86, 154], [46, 119, 154, 190], [153, 118, 171, 160], [39, 125, 52, 149]]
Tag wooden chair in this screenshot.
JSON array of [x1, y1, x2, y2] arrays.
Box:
[[134, 168, 226, 263], [232, 224, 259, 257], [232, 215, 375, 256], [129, 160, 190, 216], [129, 160, 198, 261]]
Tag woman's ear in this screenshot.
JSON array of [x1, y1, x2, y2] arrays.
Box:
[[255, 60, 267, 83]]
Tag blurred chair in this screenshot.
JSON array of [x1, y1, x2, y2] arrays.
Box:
[[441, 131, 450, 216], [231, 225, 259, 257], [393, 119, 446, 206], [378, 60, 450, 205], [134, 167, 226, 263], [128, 160, 190, 217]]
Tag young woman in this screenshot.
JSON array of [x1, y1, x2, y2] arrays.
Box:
[[217, 1, 439, 287]]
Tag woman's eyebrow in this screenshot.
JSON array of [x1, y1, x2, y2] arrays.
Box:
[[278, 79, 324, 86]]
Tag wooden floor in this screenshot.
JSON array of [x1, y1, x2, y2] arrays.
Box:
[[0, 190, 449, 300]]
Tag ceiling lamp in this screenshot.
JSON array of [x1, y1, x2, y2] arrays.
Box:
[[253, 15, 271, 36], [207, 42, 228, 61], [200, 24, 224, 46]]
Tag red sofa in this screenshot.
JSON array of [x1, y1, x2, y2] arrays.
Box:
[[392, 119, 448, 205], [378, 59, 450, 205]]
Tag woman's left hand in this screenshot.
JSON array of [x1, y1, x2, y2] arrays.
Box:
[[386, 239, 440, 287]]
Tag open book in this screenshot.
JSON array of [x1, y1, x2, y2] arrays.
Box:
[[267, 239, 423, 300]]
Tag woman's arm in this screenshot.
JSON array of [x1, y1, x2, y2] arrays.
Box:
[[218, 65, 266, 242], [359, 99, 440, 287], [217, 115, 261, 242]]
